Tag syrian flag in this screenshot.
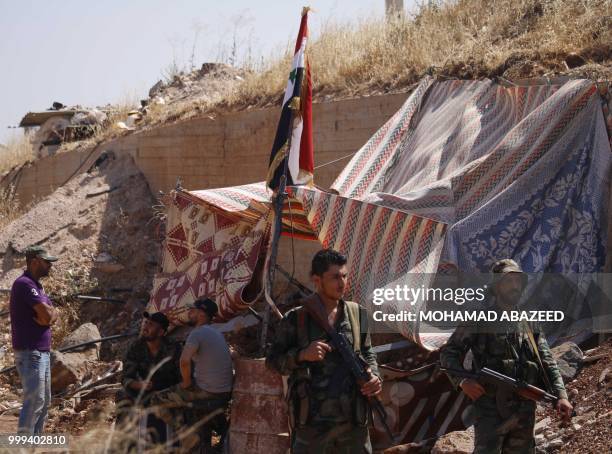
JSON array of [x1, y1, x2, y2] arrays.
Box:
[[266, 7, 314, 191]]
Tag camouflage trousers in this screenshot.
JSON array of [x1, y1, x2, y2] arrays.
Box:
[[473, 396, 536, 454], [149, 385, 231, 451], [291, 422, 372, 454]]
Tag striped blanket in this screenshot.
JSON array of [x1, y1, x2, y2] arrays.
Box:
[[336, 77, 610, 274], [372, 362, 472, 449], [328, 76, 611, 347]]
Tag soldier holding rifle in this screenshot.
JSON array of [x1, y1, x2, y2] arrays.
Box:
[[440, 259, 573, 454], [266, 249, 383, 453]]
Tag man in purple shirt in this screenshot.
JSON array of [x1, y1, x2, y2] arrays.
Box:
[[10, 245, 59, 434]]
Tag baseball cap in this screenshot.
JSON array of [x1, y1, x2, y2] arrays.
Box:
[[25, 245, 58, 262], [143, 311, 170, 330], [187, 298, 218, 318], [490, 258, 527, 287]]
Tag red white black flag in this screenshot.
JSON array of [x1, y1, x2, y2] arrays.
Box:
[[266, 7, 314, 190]]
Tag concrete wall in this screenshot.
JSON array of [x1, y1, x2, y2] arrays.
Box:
[[120, 93, 406, 194], [1, 147, 93, 206], [3, 92, 409, 285]]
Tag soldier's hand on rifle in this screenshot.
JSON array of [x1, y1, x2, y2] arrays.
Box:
[[360, 369, 382, 397], [459, 378, 485, 401], [556, 398, 573, 421], [298, 340, 332, 362]]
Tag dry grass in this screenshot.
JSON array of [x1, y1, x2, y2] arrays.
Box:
[[230, 0, 611, 108], [0, 185, 22, 231], [102, 91, 142, 135], [46, 272, 100, 348], [116, 0, 611, 130], [0, 135, 34, 176], [4, 0, 610, 160]]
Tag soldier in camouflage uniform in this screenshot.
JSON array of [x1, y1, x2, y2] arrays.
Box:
[[266, 249, 382, 454], [118, 311, 182, 443], [440, 259, 573, 454]]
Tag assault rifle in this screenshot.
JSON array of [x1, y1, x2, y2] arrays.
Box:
[[440, 366, 558, 404], [303, 295, 395, 443]]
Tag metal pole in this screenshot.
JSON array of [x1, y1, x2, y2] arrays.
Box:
[[260, 102, 298, 355], [0, 332, 137, 375], [75, 295, 127, 304]]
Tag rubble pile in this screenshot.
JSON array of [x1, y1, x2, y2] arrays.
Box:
[[0, 150, 162, 433], [116, 62, 249, 131], [0, 317, 123, 435], [148, 62, 248, 108], [23, 104, 108, 158], [0, 151, 160, 362], [536, 339, 612, 453]]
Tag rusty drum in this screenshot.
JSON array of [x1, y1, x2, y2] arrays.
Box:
[[229, 357, 290, 453]]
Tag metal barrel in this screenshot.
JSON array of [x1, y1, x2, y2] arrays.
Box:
[[229, 357, 290, 453]]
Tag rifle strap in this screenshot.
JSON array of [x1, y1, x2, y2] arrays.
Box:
[[345, 301, 361, 353], [297, 308, 310, 349], [524, 323, 554, 394], [302, 298, 361, 353]]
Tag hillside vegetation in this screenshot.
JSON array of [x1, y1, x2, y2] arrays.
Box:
[[1, 0, 609, 173], [232, 0, 611, 108]]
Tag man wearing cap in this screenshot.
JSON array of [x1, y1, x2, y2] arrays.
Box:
[[118, 311, 181, 443], [440, 259, 573, 454], [151, 298, 233, 450], [10, 245, 58, 434], [179, 298, 233, 397]]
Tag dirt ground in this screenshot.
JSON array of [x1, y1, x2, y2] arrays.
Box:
[[0, 150, 161, 362], [538, 339, 612, 454]]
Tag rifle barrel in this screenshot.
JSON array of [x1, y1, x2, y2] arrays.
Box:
[[76, 295, 126, 304], [0, 332, 137, 375], [442, 366, 559, 404], [371, 397, 395, 442]]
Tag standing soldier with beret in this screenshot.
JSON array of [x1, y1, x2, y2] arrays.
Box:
[[440, 259, 573, 454]]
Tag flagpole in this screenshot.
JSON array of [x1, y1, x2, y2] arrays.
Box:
[[260, 110, 295, 355], [260, 6, 311, 355]]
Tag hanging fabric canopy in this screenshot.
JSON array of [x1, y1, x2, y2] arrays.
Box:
[[148, 76, 611, 349]]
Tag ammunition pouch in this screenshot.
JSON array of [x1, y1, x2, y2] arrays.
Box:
[[287, 368, 311, 430], [522, 360, 541, 386]]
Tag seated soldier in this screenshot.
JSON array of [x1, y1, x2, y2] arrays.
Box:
[[152, 298, 234, 451], [117, 311, 181, 444]]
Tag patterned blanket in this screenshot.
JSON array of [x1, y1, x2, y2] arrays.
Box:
[[328, 77, 611, 346], [148, 190, 271, 322], [335, 77, 610, 271], [372, 362, 472, 449]]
